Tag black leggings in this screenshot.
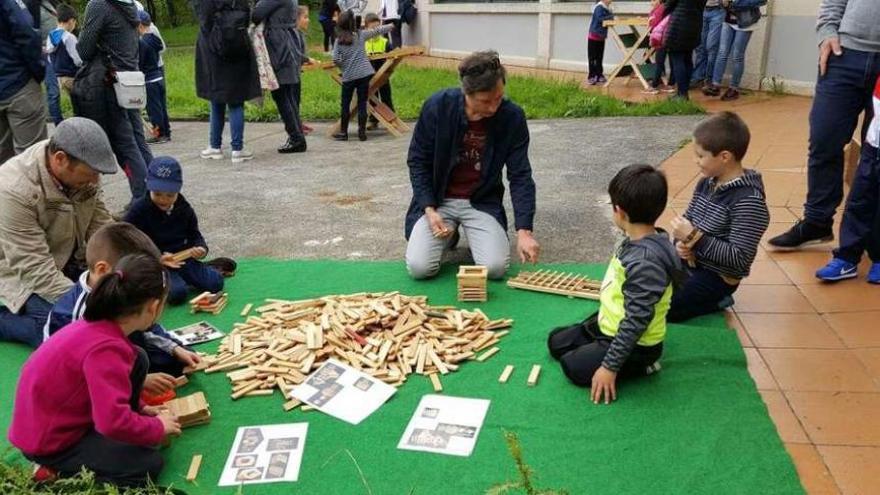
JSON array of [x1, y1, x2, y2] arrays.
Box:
[[547, 313, 663, 387], [587, 38, 606, 79], [340, 75, 371, 133], [28, 347, 163, 487], [271, 83, 304, 141], [320, 18, 336, 52], [669, 50, 694, 98]]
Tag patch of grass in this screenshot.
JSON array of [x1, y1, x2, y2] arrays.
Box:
[[0, 460, 183, 495], [487, 431, 569, 495]]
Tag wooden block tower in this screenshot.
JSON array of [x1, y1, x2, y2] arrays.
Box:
[[457, 265, 488, 302]]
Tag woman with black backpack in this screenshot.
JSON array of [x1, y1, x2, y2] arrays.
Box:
[[196, 0, 261, 164], [662, 0, 707, 99]]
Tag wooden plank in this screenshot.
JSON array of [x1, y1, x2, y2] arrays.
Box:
[[498, 364, 514, 383], [476, 347, 500, 362], [429, 373, 442, 393], [527, 365, 541, 387], [186, 454, 202, 482], [240, 303, 253, 317]]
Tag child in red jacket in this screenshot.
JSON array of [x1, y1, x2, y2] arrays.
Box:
[[9, 253, 181, 487]]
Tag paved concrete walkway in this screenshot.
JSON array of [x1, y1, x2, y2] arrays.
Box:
[[102, 116, 701, 264]]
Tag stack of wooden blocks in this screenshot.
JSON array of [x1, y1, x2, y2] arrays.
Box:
[[457, 266, 488, 302], [164, 391, 211, 428], [190, 292, 228, 315]]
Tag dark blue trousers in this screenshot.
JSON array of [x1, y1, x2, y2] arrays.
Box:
[[167, 259, 224, 306], [145, 80, 171, 138], [805, 48, 880, 228], [668, 267, 738, 323], [835, 142, 880, 264], [0, 294, 52, 348]]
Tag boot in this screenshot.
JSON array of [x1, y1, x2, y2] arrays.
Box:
[[278, 136, 307, 153]]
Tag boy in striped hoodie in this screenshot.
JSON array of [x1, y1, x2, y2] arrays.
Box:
[[668, 112, 769, 322], [815, 75, 880, 284]]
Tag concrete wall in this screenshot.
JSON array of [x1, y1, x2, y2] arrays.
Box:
[[400, 0, 823, 95]]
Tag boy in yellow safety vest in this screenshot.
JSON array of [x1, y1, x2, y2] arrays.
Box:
[[363, 12, 395, 130], [547, 164, 682, 404]]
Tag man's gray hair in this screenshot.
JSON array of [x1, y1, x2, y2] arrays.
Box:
[[458, 51, 507, 94]]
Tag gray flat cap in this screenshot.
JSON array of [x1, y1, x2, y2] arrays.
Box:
[[51, 117, 118, 175]]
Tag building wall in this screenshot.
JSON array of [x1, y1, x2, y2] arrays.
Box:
[[400, 0, 823, 95]]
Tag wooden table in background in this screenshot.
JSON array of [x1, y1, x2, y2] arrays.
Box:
[[602, 18, 656, 90]]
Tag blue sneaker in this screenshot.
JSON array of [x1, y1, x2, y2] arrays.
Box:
[[815, 258, 858, 282], [868, 263, 880, 285]]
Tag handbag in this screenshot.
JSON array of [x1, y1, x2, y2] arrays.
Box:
[[112, 70, 147, 109], [650, 14, 670, 49]]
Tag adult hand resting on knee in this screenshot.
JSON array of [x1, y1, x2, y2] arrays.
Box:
[[517, 229, 540, 263], [819, 36, 842, 77]]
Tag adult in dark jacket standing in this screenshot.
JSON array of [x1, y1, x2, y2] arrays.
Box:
[[72, 0, 152, 205], [253, 0, 307, 154], [196, 0, 262, 164], [318, 0, 339, 53], [405, 51, 540, 280], [663, 0, 707, 99], [0, 0, 47, 164]]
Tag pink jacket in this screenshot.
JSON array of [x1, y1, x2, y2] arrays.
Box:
[[9, 319, 165, 456]]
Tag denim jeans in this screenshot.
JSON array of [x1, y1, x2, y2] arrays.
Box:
[[45, 60, 63, 125], [167, 259, 224, 306], [691, 7, 725, 83], [834, 143, 880, 264], [804, 48, 880, 227], [0, 294, 53, 348], [209, 101, 245, 151], [669, 50, 694, 98], [668, 267, 738, 323], [712, 24, 753, 88]]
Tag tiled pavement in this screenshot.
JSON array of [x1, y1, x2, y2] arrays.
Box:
[[594, 83, 879, 494]]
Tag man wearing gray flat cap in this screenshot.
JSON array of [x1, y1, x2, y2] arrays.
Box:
[[0, 117, 115, 347]]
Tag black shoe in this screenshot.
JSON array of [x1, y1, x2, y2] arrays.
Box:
[[768, 219, 834, 250], [332, 132, 348, 141], [206, 257, 237, 277], [701, 84, 721, 97], [278, 137, 307, 153], [358, 128, 367, 142]]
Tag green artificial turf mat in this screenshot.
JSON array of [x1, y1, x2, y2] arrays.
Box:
[[1, 259, 803, 494]]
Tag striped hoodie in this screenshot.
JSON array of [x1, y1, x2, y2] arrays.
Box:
[[683, 169, 770, 280]]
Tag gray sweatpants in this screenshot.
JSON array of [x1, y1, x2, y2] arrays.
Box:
[[0, 80, 48, 165], [405, 199, 510, 280]]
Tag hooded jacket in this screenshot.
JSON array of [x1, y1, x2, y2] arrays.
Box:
[[138, 32, 165, 82], [683, 169, 770, 280], [46, 28, 83, 78], [598, 231, 682, 372], [77, 0, 139, 72]]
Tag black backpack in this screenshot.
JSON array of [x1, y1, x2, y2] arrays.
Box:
[[209, 0, 251, 61]]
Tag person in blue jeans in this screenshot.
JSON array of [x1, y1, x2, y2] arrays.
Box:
[[816, 76, 880, 284], [769, 0, 880, 250], [124, 156, 236, 306], [690, 0, 724, 87], [702, 0, 765, 101]]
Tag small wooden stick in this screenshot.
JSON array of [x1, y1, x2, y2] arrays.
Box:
[[498, 365, 514, 383], [283, 398, 302, 411], [476, 347, 500, 362], [240, 303, 253, 317], [527, 365, 541, 387], [429, 373, 442, 392], [175, 376, 189, 388], [186, 454, 202, 482]]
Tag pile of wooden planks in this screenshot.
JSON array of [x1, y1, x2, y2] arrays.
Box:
[[507, 270, 602, 300], [195, 292, 513, 410], [163, 392, 211, 428], [190, 292, 228, 315]]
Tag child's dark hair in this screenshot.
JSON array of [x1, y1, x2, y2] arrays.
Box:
[[84, 254, 168, 322], [693, 111, 751, 161], [56, 4, 77, 23], [86, 222, 161, 270], [608, 164, 668, 225], [364, 12, 380, 25], [335, 9, 356, 45]]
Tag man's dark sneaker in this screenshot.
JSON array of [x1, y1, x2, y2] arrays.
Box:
[[206, 257, 237, 277], [332, 132, 348, 141], [701, 84, 721, 97], [278, 137, 307, 153], [768, 219, 834, 250], [146, 135, 170, 144], [721, 87, 741, 101]]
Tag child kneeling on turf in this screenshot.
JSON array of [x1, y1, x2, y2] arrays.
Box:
[[44, 222, 201, 380], [125, 157, 236, 306], [667, 112, 769, 322], [548, 164, 681, 404], [9, 254, 181, 488]]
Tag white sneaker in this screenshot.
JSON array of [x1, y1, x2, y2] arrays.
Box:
[[200, 147, 223, 160], [231, 149, 254, 164]]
